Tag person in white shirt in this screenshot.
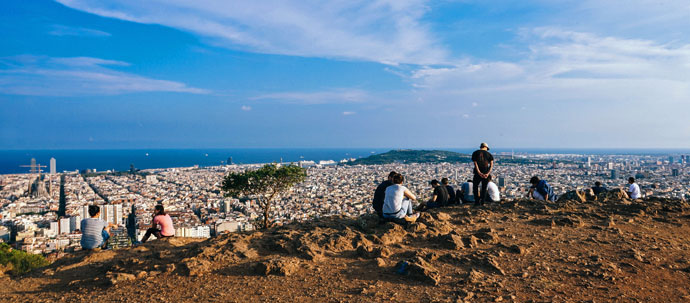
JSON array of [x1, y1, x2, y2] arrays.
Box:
[[627, 177, 641, 199], [382, 173, 420, 222], [486, 175, 500, 202]]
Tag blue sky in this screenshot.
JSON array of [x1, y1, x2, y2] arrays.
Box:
[[1, 0, 689, 149]]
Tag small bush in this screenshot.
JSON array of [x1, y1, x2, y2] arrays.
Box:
[[0, 243, 51, 275]]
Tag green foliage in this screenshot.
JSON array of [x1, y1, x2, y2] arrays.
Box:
[[0, 243, 50, 276], [221, 164, 306, 229]]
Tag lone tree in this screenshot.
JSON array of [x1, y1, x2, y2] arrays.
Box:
[[221, 164, 306, 229]]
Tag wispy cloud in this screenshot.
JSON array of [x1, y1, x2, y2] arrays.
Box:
[[241, 105, 252, 111], [0, 55, 208, 96], [342, 111, 356, 116], [252, 89, 369, 105], [55, 0, 447, 65], [48, 24, 111, 37]]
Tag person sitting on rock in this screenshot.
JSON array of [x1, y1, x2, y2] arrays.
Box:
[[592, 181, 608, 195], [627, 177, 641, 200], [528, 176, 557, 201], [442, 178, 456, 205], [141, 205, 175, 243], [459, 180, 474, 204], [382, 173, 420, 222], [80, 205, 117, 250], [372, 171, 397, 218], [421, 179, 449, 210], [486, 175, 500, 203]]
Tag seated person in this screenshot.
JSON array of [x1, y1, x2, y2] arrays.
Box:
[[486, 175, 501, 202], [419, 179, 449, 210], [459, 180, 474, 204], [80, 205, 117, 250], [382, 173, 419, 222], [592, 181, 608, 195], [528, 176, 556, 201], [141, 205, 175, 243], [627, 177, 641, 199], [442, 178, 456, 205]]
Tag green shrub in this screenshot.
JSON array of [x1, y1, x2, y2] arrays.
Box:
[[0, 243, 51, 275]]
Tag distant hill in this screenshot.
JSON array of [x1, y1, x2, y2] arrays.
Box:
[[348, 149, 554, 165], [347, 149, 471, 165]]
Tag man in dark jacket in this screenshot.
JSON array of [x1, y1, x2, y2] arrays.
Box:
[[442, 178, 456, 204], [591, 181, 608, 195], [372, 171, 397, 218]]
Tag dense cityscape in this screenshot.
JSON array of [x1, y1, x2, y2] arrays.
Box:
[[1, 152, 688, 257]]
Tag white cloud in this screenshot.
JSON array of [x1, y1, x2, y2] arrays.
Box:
[[252, 89, 369, 105], [48, 24, 111, 37], [342, 111, 356, 115], [0, 55, 208, 96], [241, 105, 252, 111], [55, 0, 447, 65]]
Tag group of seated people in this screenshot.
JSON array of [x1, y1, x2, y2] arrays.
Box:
[[372, 171, 502, 223], [526, 176, 642, 201], [79, 204, 175, 250]]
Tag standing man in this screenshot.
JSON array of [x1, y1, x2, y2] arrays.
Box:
[[373, 171, 396, 218], [441, 178, 456, 205], [471, 142, 494, 206], [627, 177, 641, 200]]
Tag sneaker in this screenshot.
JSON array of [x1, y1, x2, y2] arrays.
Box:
[[404, 213, 420, 223]]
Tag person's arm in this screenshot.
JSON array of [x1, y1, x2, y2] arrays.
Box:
[[487, 160, 494, 176], [473, 161, 481, 177], [404, 189, 416, 201]]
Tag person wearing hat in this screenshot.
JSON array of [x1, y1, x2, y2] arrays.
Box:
[[471, 142, 494, 206]]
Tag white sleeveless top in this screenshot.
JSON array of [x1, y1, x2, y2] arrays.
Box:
[[383, 184, 407, 214]]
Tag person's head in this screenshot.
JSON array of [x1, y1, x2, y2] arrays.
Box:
[[430, 179, 440, 188], [487, 175, 493, 182], [530, 176, 540, 185], [154, 204, 166, 216], [88, 205, 100, 218], [467, 179, 472, 183], [480, 142, 490, 151], [387, 171, 397, 181], [392, 173, 404, 184], [628, 177, 635, 184], [441, 178, 449, 185], [595, 181, 602, 187]]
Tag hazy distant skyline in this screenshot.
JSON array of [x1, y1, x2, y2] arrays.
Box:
[[2, 1, 689, 149]]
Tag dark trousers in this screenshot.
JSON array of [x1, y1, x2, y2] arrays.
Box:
[[473, 174, 489, 204], [142, 227, 172, 243]]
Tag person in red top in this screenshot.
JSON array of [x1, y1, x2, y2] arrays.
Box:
[[141, 205, 175, 243]]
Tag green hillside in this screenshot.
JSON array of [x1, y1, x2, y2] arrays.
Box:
[[347, 149, 471, 165]]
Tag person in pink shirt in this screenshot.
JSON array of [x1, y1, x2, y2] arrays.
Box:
[[141, 205, 175, 243]]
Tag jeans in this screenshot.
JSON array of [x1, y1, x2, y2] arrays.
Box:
[[473, 174, 489, 204], [142, 227, 173, 243], [102, 229, 110, 244], [383, 199, 414, 219]]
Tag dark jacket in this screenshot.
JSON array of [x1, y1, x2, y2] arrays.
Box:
[[373, 180, 393, 217]]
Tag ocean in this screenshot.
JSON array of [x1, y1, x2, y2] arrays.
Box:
[[1, 148, 688, 175]]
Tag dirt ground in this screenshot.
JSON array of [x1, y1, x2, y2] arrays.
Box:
[[2, 194, 690, 302]]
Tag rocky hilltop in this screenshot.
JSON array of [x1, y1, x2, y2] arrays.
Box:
[[2, 193, 690, 302]]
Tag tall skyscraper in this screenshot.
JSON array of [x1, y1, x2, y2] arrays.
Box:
[[610, 169, 618, 180], [50, 157, 56, 175], [586, 157, 591, 168], [59, 217, 71, 234], [498, 177, 505, 188]]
